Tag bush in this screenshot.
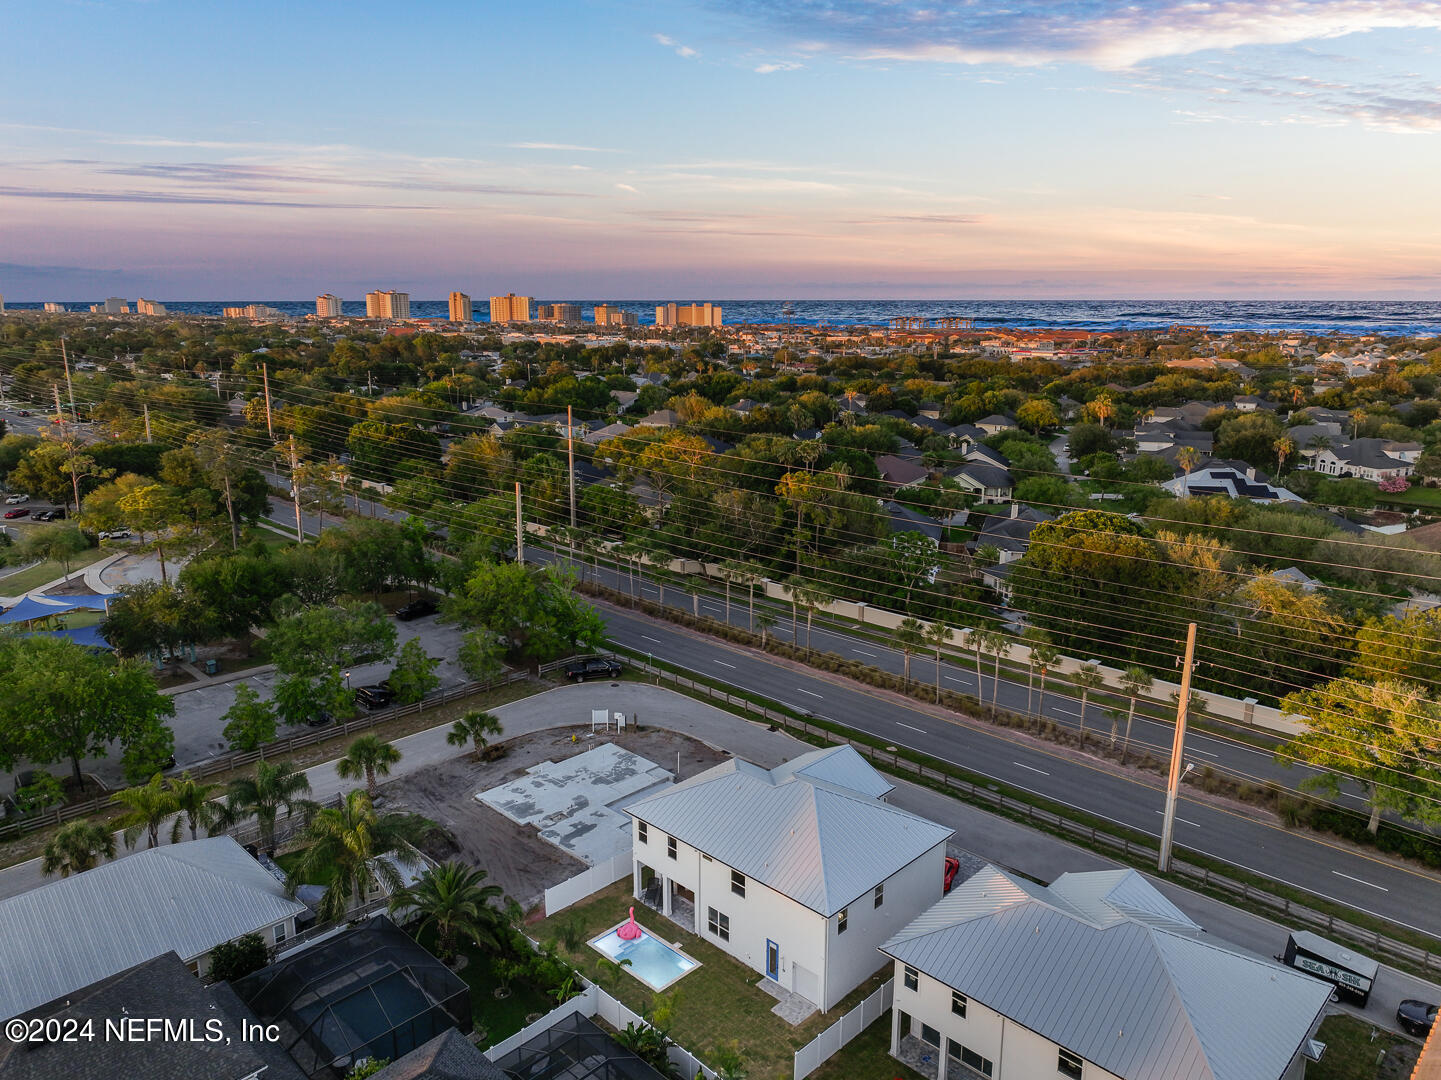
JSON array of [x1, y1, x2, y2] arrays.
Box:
[[207, 932, 270, 983]]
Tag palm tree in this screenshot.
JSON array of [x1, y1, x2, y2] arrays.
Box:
[[221, 759, 313, 852], [791, 580, 833, 655], [337, 734, 403, 799], [1025, 632, 1061, 730], [41, 820, 116, 877], [296, 789, 430, 922], [1118, 666, 1154, 763], [754, 609, 776, 648], [168, 773, 221, 843], [1176, 445, 1201, 496], [387, 861, 503, 962], [895, 618, 926, 692], [972, 629, 1009, 705], [114, 773, 180, 850], [925, 622, 950, 703], [782, 576, 805, 640], [1070, 664, 1106, 741], [1273, 435, 1295, 474], [446, 710, 504, 758]]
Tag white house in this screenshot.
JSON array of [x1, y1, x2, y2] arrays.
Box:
[[1312, 439, 1419, 483], [625, 746, 953, 1012], [882, 865, 1332, 1080], [0, 836, 306, 1021], [1161, 463, 1303, 503]]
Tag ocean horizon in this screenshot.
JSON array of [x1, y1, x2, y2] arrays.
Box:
[[6, 298, 1441, 336]]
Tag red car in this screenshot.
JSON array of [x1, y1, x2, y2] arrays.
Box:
[[3, 508, 29, 519], [944, 856, 960, 893]]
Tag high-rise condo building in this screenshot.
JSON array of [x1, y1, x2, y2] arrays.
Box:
[[316, 294, 343, 318], [489, 294, 532, 323], [44, 303, 66, 313], [365, 290, 410, 319], [449, 292, 474, 322], [655, 302, 722, 327], [537, 302, 582, 323], [593, 304, 638, 327], [222, 304, 285, 320], [102, 297, 128, 314], [136, 298, 167, 316]]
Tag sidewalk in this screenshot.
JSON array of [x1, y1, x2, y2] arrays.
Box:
[[0, 551, 126, 606], [0, 681, 1431, 1036]]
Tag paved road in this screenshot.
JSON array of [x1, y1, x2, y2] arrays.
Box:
[[595, 603, 1441, 938]]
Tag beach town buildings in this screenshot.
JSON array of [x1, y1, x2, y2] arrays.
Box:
[[135, 298, 167, 316], [489, 293, 532, 323], [656, 302, 723, 327], [594, 303, 638, 327], [315, 293, 343, 318], [365, 290, 410, 319], [538, 302, 583, 323], [449, 291, 474, 323]]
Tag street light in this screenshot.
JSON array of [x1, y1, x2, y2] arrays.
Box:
[[343, 670, 351, 690]]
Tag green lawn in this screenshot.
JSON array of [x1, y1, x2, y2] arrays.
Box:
[[808, 1015, 924, 1080], [1308, 1014, 1420, 1080], [535, 880, 891, 1080], [1377, 485, 1441, 510], [0, 546, 107, 594], [423, 931, 555, 1047], [273, 847, 332, 886]]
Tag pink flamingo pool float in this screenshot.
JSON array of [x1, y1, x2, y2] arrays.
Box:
[[617, 906, 643, 940]]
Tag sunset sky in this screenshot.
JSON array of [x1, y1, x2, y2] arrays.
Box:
[[4, 0, 1441, 300]]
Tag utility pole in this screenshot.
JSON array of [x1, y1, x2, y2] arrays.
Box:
[[60, 337, 78, 422], [288, 436, 304, 542], [143, 403, 153, 443], [514, 481, 524, 565], [262, 362, 274, 439], [52, 384, 65, 428], [566, 404, 577, 529], [1158, 622, 1198, 874]]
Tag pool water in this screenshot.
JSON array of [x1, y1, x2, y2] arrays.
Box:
[[590, 924, 700, 991]]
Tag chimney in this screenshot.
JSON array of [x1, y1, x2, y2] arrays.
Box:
[[1246, 466, 1256, 481], [1011, 503, 1021, 519]]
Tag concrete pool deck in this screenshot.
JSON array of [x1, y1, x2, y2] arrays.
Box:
[[476, 741, 673, 866]]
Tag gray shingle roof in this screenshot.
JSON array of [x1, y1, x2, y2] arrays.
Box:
[[627, 754, 951, 915], [0, 836, 306, 1021], [882, 866, 1330, 1080], [372, 1030, 506, 1080]]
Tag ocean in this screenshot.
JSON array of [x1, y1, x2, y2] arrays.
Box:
[[6, 299, 1441, 336]]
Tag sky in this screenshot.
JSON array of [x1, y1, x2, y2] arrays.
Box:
[[4, 0, 1441, 301]]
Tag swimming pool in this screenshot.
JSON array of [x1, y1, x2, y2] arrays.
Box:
[[589, 922, 701, 991]]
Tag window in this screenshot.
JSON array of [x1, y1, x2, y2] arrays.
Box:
[[707, 907, 730, 941], [958, 1045, 994, 1078], [731, 870, 746, 897], [903, 965, 919, 992], [874, 883, 884, 908], [837, 907, 848, 934], [1058, 1049, 1084, 1079], [274, 924, 286, 944], [667, 836, 677, 860], [920, 1024, 941, 1048], [637, 822, 648, 844], [951, 991, 967, 1017]]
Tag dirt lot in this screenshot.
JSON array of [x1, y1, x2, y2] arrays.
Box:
[[378, 725, 729, 912]]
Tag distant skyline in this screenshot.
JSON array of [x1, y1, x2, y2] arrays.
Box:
[[3, 0, 1441, 300]]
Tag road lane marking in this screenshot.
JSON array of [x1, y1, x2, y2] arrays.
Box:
[[1331, 870, 1388, 891], [1154, 810, 1201, 828], [641, 635, 663, 644], [851, 648, 877, 657], [796, 688, 823, 699], [897, 722, 928, 734], [1189, 747, 1219, 757], [712, 660, 736, 669], [1013, 762, 1050, 776], [943, 675, 966, 684]]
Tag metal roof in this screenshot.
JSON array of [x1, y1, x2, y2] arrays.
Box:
[[0, 836, 306, 1021], [626, 754, 951, 916], [882, 866, 1330, 1080], [769, 745, 895, 799]]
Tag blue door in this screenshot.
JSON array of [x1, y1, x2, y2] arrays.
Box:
[[765, 939, 780, 980]]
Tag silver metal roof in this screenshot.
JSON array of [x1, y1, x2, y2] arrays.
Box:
[[0, 836, 307, 1021], [626, 754, 952, 916], [883, 866, 1330, 1080], [768, 745, 894, 799]]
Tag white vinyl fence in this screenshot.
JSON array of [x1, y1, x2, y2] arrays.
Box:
[[544, 849, 634, 916], [486, 983, 717, 1079], [793, 978, 893, 1080]]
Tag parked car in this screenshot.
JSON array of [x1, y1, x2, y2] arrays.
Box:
[[3, 508, 29, 519], [1398, 999, 1438, 1038], [33, 509, 65, 521], [16, 410, 30, 417], [394, 597, 438, 621], [98, 528, 132, 540], [354, 685, 396, 710], [4, 493, 29, 504], [305, 709, 335, 728], [565, 656, 623, 682], [944, 856, 961, 893]]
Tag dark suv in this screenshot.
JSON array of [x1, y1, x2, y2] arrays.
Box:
[[395, 597, 438, 621], [565, 656, 623, 682], [354, 685, 396, 710]]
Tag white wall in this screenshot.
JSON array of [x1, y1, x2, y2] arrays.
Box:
[[890, 960, 1123, 1080]]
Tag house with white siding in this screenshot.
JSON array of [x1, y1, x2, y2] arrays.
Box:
[[0, 836, 306, 1021], [882, 865, 1331, 1080], [625, 746, 952, 1012]]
